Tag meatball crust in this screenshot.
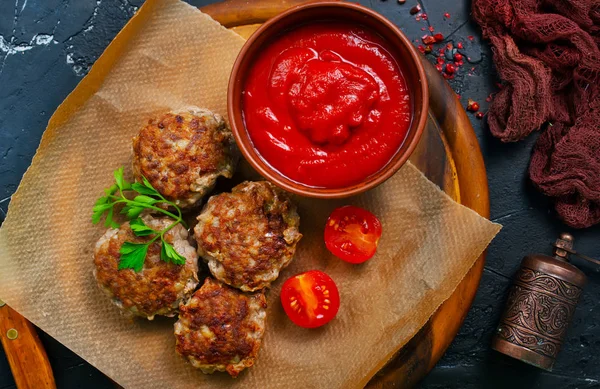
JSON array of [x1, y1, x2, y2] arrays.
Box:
[[93, 215, 199, 320], [132, 107, 238, 209], [194, 181, 302, 292], [175, 278, 267, 377]]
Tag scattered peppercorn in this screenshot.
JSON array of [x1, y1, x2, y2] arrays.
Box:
[[445, 63, 456, 74], [454, 53, 463, 62], [434, 33, 444, 42], [410, 4, 421, 14], [475, 112, 484, 119], [467, 99, 480, 112], [444, 12, 451, 18], [422, 35, 436, 45], [398, 0, 406, 3]]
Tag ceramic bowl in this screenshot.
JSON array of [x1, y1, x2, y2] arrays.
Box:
[[228, 1, 429, 198]]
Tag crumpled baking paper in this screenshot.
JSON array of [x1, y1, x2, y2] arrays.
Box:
[[0, 0, 501, 387]]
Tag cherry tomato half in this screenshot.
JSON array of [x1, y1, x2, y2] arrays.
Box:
[[324, 205, 382, 263], [280, 270, 340, 328]]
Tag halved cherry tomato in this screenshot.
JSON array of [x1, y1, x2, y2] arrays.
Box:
[[280, 270, 340, 328], [324, 205, 382, 263]]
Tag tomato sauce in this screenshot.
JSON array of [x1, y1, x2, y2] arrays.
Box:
[[242, 22, 412, 188]]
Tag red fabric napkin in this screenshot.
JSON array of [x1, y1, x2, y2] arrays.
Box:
[[473, 0, 600, 228]]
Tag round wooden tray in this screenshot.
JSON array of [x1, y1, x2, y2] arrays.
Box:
[[201, 1, 490, 387]]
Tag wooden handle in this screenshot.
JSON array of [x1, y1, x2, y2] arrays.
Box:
[[201, 0, 316, 27], [0, 303, 56, 389]]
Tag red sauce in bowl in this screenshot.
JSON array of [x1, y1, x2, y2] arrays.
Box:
[[242, 22, 412, 188]]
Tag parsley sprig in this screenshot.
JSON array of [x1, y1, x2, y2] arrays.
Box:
[[92, 167, 188, 272]]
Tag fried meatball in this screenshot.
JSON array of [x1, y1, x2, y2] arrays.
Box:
[[132, 107, 238, 209], [194, 181, 302, 292], [93, 215, 199, 320], [175, 278, 267, 377]]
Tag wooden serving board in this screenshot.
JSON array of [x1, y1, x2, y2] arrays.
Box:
[[201, 1, 490, 387]]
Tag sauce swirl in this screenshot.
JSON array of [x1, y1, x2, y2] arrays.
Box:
[[243, 22, 412, 188]]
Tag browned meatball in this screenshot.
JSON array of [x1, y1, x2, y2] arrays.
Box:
[[93, 215, 199, 319], [132, 107, 238, 209], [174, 278, 267, 377], [194, 181, 302, 292]]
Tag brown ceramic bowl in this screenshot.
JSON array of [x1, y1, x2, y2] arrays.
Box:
[[228, 1, 429, 199]]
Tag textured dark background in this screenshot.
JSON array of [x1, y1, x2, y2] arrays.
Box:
[[0, 0, 599, 388]]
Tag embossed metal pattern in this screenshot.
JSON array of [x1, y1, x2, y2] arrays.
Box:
[[495, 266, 582, 361]]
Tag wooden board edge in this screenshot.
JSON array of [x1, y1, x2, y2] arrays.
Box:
[[421, 57, 490, 366]]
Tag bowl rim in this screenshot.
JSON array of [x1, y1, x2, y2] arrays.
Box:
[[227, 0, 429, 199]]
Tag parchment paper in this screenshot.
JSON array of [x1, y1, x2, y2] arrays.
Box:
[[0, 0, 501, 388]]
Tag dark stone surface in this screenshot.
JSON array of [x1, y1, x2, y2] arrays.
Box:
[[0, 0, 598, 387]]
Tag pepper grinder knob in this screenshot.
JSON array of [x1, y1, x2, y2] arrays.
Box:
[[553, 233, 600, 266], [553, 233, 574, 260]]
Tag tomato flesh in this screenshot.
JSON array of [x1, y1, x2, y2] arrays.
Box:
[[324, 205, 382, 263], [280, 270, 340, 328]]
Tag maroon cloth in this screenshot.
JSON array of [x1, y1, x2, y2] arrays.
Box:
[[472, 0, 600, 228]]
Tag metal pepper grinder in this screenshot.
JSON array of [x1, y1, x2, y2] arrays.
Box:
[[492, 233, 599, 371]]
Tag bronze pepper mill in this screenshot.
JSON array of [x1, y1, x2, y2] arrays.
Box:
[[492, 233, 599, 371]]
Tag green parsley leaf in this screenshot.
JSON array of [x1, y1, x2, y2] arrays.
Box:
[[160, 239, 186, 265], [113, 167, 131, 191], [92, 210, 103, 224], [104, 184, 118, 197], [121, 205, 145, 219], [92, 202, 114, 213], [92, 199, 114, 225], [118, 242, 148, 272], [130, 218, 156, 237], [114, 167, 125, 190], [131, 182, 160, 197], [104, 207, 119, 228], [133, 195, 157, 205], [160, 242, 169, 263], [95, 195, 109, 207], [142, 176, 155, 190]]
